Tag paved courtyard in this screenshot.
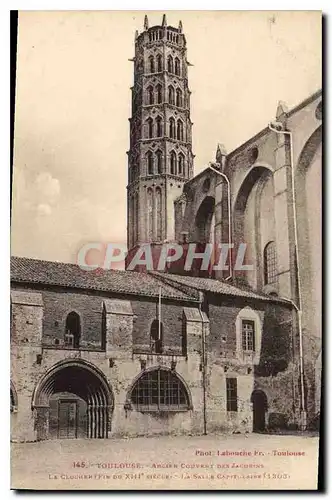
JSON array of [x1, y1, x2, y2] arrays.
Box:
[[11, 433, 319, 490]]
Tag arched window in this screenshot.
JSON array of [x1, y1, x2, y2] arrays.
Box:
[[147, 85, 154, 105], [156, 150, 163, 174], [177, 119, 184, 141], [150, 319, 163, 354], [263, 241, 278, 285], [147, 188, 153, 239], [146, 151, 154, 175], [146, 117, 153, 138], [156, 116, 163, 137], [167, 55, 174, 73], [170, 151, 177, 175], [168, 85, 175, 105], [169, 117, 175, 139], [175, 57, 180, 75], [156, 84, 162, 104], [148, 55, 155, 73], [178, 153, 185, 176], [155, 187, 162, 240], [65, 312, 81, 348], [156, 54, 162, 72], [176, 88, 183, 107], [130, 368, 190, 411]]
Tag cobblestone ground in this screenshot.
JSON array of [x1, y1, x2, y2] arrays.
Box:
[[11, 433, 319, 490]]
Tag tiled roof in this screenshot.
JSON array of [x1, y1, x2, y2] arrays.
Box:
[[151, 272, 289, 304], [10, 257, 196, 302]]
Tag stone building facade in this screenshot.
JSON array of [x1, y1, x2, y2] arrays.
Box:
[[173, 89, 322, 428], [10, 16, 321, 442], [11, 257, 294, 442]]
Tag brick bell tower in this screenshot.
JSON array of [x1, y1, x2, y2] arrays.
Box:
[[126, 14, 194, 269]]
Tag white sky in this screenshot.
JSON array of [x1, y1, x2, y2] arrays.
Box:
[[11, 10, 322, 264]]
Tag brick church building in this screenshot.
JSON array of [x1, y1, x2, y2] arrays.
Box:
[[11, 15, 322, 441]]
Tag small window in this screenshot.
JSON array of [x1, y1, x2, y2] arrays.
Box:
[[264, 241, 278, 285], [10, 388, 16, 413], [175, 57, 180, 76], [178, 153, 184, 176], [65, 312, 81, 348], [156, 84, 162, 104], [169, 118, 175, 139], [148, 55, 155, 73], [146, 151, 154, 175], [176, 88, 183, 107], [156, 116, 162, 137], [150, 319, 163, 354], [146, 118, 153, 138], [226, 378, 237, 412], [147, 85, 154, 105], [170, 151, 176, 175], [157, 54, 162, 72], [168, 86, 175, 105], [156, 150, 163, 174], [167, 55, 174, 73], [242, 320, 255, 352], [177, 120, 184, 141], [131, 369, 189, 411]]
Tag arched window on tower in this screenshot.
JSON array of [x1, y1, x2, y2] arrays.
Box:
[[147, 85, 154, 105], [155, 187, 162, 240], [177, 119, 184, 141], [168, 86, 175, 105], [176, 88, 183, 107], [146, 151, 154, 175], [178, 153, 185, 176], [169, 117, 175, 139], [150, 319, 163, 354], [146, 117, 153, 138], [156, 116, 163, 137], [263, 241, 278, 285], [175, 57, 180, 76], [148, 55, 155, 73], [156, 150, 163, 174], [157, 54, 163, 72], [167, 55, 174, 73], [156, 84, 162, 104], [147, 188, 153, 240], [65, 312, 81, 348], [170, 151, 177, 175]]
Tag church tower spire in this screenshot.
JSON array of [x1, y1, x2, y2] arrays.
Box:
[[126, 15, 194, 264]]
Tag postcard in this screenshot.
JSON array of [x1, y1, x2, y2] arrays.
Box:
[[10, 10, 322, 490]]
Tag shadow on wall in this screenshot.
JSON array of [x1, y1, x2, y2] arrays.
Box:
[[254, 309, 291, 377]]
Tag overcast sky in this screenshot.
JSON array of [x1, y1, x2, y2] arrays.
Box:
[[11, 10, 322, 264]]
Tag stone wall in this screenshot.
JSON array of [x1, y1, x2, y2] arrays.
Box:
[[11, 281, 298, 441]]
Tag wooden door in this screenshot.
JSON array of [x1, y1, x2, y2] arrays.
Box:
[[58, 400, 78, 439]]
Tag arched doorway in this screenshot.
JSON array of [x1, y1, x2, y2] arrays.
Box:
[[32, 360, 113, 440], [251, 390, 268, 432]]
